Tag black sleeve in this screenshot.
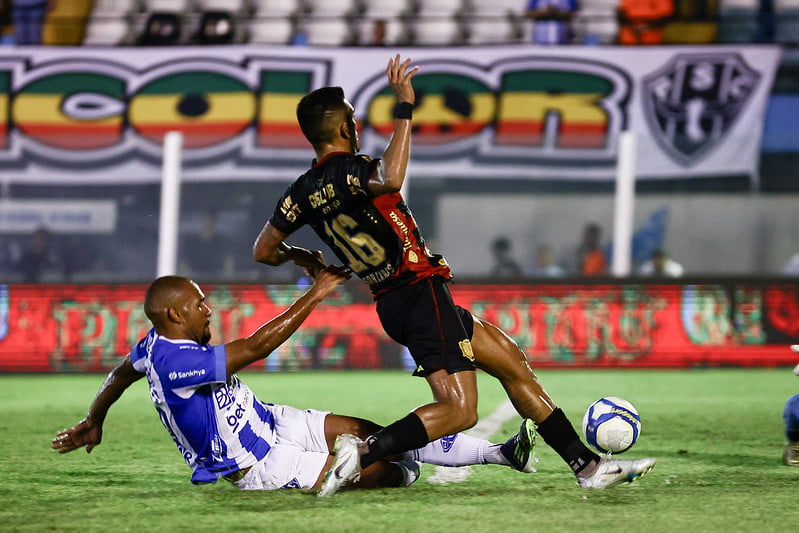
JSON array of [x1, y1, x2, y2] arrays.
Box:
[[348, 155, 381, 198], [268, 182, 304, 235]]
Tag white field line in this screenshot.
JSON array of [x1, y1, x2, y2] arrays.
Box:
[[425, 399, 516, 485]]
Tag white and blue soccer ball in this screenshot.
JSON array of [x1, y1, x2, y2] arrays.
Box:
[[582, 396, 641, 454]]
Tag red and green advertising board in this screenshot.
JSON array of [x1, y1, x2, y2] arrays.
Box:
[[0, 281, 797, 372]]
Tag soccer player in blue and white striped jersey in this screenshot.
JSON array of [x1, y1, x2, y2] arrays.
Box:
[[52, 271, 538, 491]]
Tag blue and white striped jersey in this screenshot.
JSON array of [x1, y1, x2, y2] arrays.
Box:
[[130, 329, 276, 484]]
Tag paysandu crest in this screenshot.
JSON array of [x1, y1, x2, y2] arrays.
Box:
[[642, 53, 760, 166]]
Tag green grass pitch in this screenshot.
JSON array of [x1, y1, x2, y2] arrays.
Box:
[[2, 369, 798, 532]]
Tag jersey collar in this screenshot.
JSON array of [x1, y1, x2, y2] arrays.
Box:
[[157, 333, 202, 346], [312, 151, 352, 169]]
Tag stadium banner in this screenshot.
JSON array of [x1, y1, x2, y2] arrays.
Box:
[[0, 199, 116, 234], [0, 281, 797, 372], [0, 45, 780, 183]]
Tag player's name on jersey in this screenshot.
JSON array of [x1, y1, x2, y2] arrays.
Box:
[[362, 264, 395, 286]]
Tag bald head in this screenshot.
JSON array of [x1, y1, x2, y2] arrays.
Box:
[[144, 276, 195, 328], [144, 275, 212, 343]]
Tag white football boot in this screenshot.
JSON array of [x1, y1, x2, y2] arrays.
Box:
[[318, 434, 363, 497], [577, 456, 656, 489]]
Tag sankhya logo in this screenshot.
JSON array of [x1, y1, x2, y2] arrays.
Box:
[[642, 53, 760, 166], [168, 369, 206, 381]]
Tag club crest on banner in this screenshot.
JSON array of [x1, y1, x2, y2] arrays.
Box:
[[642, 53, 760, 166]]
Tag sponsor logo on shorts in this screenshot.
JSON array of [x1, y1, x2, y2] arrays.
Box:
[[458, 339, 475, 361]]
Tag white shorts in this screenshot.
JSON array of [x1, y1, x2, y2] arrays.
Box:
[[234, 404, 331, 491]]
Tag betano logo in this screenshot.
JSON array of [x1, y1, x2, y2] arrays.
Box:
[[0, 56, 630, 168]]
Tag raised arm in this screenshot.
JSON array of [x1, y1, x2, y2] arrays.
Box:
[[224, 264, 351, 375], [253, 221, 326, 277], [52, 356, 144, 454], [368, 54, 419, 197]]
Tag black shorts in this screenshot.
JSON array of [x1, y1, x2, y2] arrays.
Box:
[[376, 276, 476, 377]]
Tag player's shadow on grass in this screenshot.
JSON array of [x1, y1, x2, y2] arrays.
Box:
[[648, 448, 779, 468], [206, 484, 548, 511]]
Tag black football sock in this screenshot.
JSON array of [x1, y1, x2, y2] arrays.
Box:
[[360, 413, 429, 469], [536, 408, 600, 475]]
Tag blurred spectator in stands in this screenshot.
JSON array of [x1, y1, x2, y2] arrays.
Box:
[[42, 0, 92, 45], [180, 211, 236, 280], [0, 1, 14, 45], [525, 0, 578, 44], [0, 234, 21, 281], [490, 236, 523, 280], [756, 0, 775, 43], [637, 248, 684, 278], [365, 18, 389, 46], [529, 244, 565, 278], [12, 0, 50, 45], [197, 11, 235, 45], [663, 0, 717, 44], [671, 0, 717, 24], [617, 0, 675, 45], [15, 227, 67, 282], [291, 29, 308, 45], [58, 235, 116, 282], [576, 222, 607, 276], [138, 12, 181, 46], [784, 252, 799, 276]]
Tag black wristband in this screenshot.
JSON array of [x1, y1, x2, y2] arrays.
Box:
[[394, 101, 413, 120]]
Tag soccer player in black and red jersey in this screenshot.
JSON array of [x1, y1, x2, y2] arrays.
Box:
[[253, 54, 656, 495]]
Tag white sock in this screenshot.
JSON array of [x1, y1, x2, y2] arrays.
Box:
[[405, 433, 511, 467]]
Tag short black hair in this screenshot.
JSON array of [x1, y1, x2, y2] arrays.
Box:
[[296, 86, 350, 147]]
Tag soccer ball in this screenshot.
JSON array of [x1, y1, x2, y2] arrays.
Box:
[[582, 396, 641, 454]]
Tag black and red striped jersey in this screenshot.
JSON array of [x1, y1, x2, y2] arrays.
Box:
[[269, 152, 452, 295]]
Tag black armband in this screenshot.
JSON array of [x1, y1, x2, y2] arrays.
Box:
[[394, 102, 413, 120]]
